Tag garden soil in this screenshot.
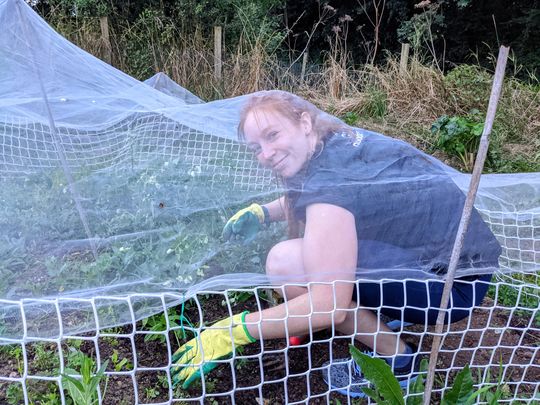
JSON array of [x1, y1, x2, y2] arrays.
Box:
[[0, 295, 538, 404]]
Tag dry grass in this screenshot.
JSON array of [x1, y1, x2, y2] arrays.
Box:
[[48, 14, 540, 171]]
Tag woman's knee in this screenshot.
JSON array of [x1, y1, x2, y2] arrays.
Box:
[[265, 239, 304, 280]]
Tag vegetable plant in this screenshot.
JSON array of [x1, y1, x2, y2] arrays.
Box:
[[62, 352, 109, 405], [349, 344, 508, 404]]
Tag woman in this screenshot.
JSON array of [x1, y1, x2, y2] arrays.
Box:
[[171, 90, 501, 397]]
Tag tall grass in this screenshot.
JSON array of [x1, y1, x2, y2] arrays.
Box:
[[46, 12, 540, 172]]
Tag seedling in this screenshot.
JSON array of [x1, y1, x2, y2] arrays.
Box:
[[145, 386, 160, 400], [110, 349, 132, 372]]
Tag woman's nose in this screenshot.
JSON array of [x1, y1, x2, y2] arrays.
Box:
[[259, 144, 275, 162]]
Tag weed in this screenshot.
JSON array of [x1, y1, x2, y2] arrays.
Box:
[[361, 86, 388, 118], [3, 344, 24, 375], [5, 383, 23, 405], [431, 110, 484, 171], [110, 349, 133, 372], [157, 373, 169, 388], [141, 307, 193, 346], [31, 342, 60, 375], [62, 352, 109, 405], [101, 336, 120, 347], [221, 290, 253, 307], [342, 111, 360, 126], [145, 386, 160, 400]]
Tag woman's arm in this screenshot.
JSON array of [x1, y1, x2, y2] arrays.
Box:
[[245, 203, 357, 339], [262, 196, 286, 223]]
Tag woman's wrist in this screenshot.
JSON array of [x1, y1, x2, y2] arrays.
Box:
[[261, 205, 270, 225]]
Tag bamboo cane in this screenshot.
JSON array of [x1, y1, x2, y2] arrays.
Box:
[[422, 45, 509, 404]]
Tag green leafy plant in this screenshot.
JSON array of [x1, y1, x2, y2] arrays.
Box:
[[141, 307, 193, 346], [349, 345, 508, 404], [62, 352, 109, 405], [221, 290, 253, 307], [110, 349, 132, 372], [32, 343, 60, 374], [431, 110, 484, 171], [8, 344, 23, 375], [349, 345, 407, 404], [5, 383, 24, 405], [145, 386, 160, 400], [342, 111, 360, 126]]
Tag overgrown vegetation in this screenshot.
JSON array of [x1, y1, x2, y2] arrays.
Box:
[[27, 1, 539, 173]]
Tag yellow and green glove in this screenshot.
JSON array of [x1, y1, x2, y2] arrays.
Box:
[[222, 203, 268, 243], [171, 311, 256, 389]]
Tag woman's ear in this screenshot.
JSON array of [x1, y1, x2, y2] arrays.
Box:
[[300, 112, 313, 135]]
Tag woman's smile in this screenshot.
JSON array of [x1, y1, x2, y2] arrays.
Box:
[[243, 108, 316, 178], [272, 155, 288, 171]]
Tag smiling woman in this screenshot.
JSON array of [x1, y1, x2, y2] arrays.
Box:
[[170, 90, 501, 397]]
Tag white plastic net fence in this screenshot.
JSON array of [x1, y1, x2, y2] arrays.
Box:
[[0, 282, 538, 404], [0, 0, 539, 403]]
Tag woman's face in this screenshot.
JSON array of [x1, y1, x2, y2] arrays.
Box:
[[243, 108, 315, 178]]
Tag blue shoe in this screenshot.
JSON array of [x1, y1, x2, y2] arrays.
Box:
[[386, 319, 414, 331], [321, 347, 420, 398]]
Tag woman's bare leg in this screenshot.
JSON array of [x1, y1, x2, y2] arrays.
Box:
[[264, 239, 407, 356]]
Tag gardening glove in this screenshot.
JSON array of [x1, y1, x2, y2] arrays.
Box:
[[222, 203, 267, 243], [171, 311, 256, 389]]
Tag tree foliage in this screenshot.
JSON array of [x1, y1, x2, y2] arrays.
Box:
[[32, 0, 539, 78]]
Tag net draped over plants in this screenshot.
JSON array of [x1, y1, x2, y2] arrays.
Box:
[[0, 0, 539, 403]]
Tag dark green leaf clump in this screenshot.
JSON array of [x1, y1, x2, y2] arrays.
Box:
[[349, 345, 508, 404], [431, 110, 484, 171]]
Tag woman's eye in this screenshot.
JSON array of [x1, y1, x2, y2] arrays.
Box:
[[249, 145, 262, 155], [267, 131, 278, 141]]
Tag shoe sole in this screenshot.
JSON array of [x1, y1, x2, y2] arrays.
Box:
[[333, 375, 418, 398]]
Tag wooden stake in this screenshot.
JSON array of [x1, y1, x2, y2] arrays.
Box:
[[99, 16, 112, 64], [422, 46, 509, 404], [214, 26, 222, 81], [301, 47, 309, 82], [399, 43, 410, 75]]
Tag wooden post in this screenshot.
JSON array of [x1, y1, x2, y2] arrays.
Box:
[[99, 16, 112, 64], [300, 47, 309, 82], [422, 46, 510, 405], [214, 26, 222, 80], [399, 43, 410, 75]]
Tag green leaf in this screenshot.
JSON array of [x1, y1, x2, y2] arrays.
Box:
[[362, 386, 384, 403], [62, 374, 85, 393], [349, 345, 405, 405], [442, 365, 474, 405], [464, 383, 496, 405], [406, 358, 428, 405], [62, 375, 89, 405]]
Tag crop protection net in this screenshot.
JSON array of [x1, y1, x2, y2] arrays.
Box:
[[0, 0, 539, 403]]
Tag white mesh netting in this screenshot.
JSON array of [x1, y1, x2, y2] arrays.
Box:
[[0, 0, 538, 403]]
